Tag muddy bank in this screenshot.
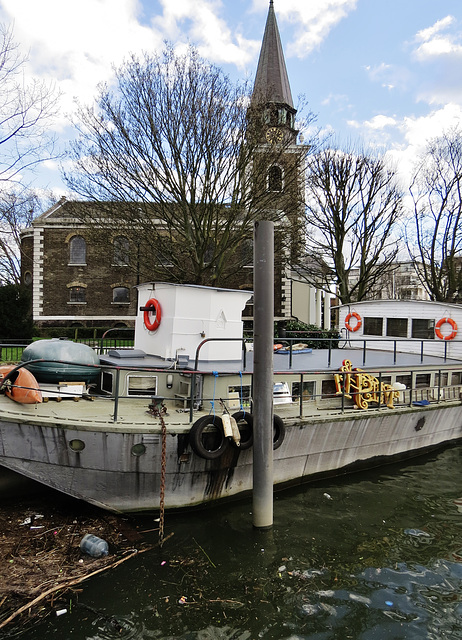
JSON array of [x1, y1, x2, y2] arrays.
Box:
[[0, 486, 158, 635]]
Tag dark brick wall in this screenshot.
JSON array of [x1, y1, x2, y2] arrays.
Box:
[[41, 226, 138, 322]]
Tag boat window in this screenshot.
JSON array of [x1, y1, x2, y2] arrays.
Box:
[[228, 384, 251, 408], [363, 317, 383, 336], [451, 372, 462, 385], [291, 380, 315, 400], [435, 372, 449, 387], [128, 375, 157, 396], [101, 371, 113, 394], [322, 379, 337, 398], [411, 318, 435, 339], [386, 318, 408, 338], [396, 374, 411, 388], [415, 374, 431, 388]]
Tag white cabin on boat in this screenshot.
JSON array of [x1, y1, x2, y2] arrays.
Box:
[[135, 282, 252, 363], [339, 300, 462, 360]]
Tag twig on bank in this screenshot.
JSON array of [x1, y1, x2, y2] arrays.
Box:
[[193, 538, 216, 568], [0, 532, 174, 630]]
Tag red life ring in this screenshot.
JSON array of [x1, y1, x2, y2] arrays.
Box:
[[345, 311, 362, 332], [143, 298, 162, 332], [435, 317, 457, 341]]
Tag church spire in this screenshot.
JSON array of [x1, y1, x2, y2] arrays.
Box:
[[251, 0, 294, 109]]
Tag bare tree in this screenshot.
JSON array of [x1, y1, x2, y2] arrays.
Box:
[[0, 23, 58, 185], [409, 127, 462, 303], [299, 145, 404, 304], [0, 188, 41, 284], [0, 23, 59, 284], [63, 45, 312, 287]]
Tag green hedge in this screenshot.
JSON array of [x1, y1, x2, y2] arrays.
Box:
[[36, 326, 134, 340], [0, 285, 33, 340], [275, 319, 339, 349]]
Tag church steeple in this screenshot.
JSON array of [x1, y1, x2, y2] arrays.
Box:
[[251, 0, 296, 136]]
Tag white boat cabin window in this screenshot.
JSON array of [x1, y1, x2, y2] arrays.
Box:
[[363, 317, 383, 336], [396, 374, 411, 388], [101, 371, 113, 394], [435, 372, 449, 387], [228, 384, 251, 407], [411, 318, 435, 339], [291, 380, 315, 400], [322, 379, 337, 398], [386, 318, 408, 338], [128, 375, 157, 396], [415, 373, 431, 388]]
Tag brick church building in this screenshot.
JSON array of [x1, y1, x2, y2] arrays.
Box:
[[21, 1, 330, 330]]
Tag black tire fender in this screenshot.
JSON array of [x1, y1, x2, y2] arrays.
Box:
[[231, 411, 253, 450], [189, 415, 229, 460], [273, 414, 285, 450], [230, 412, 285, 450]]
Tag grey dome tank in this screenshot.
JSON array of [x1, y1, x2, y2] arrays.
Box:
[[21, 339, 100, 384]]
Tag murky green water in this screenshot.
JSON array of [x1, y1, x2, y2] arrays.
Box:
[[19, 445, 462, 639]]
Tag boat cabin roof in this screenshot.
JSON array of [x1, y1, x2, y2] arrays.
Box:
[[100, 346, 462, 373]]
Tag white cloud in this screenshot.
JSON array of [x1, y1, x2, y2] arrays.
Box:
[[365, 62, 412, 92], [154, 0, 258, 67], [413, 15, 462, 61], [348, 115, 397, 131], [385, 104, 462, 186], [0, 0, 161, 126], [415, 16, 454, 43], [251, 0, 358, 57]]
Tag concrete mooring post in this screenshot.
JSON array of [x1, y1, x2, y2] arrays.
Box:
[[252, 220, 274, 529]]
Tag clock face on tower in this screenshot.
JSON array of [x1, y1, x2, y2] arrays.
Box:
[[266, 127, 283, 144]]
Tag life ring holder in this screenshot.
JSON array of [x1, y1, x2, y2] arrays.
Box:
[[345, 312, 362, 332], [435, 317, 457, 341], [142, 298, 162, 332]]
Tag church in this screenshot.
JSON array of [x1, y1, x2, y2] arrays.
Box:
[[21, 1, 331, 331]]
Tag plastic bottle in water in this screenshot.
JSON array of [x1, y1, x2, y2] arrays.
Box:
[[80, 533, 109, 558]]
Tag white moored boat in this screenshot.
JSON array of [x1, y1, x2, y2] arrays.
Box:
[[0, 282, 461, 513]]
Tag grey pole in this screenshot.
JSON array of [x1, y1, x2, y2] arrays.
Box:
[[252, 220, 274, 529]]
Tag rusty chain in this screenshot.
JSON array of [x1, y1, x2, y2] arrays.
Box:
[[148, 399, 168, 546], [159, 411, 167, 546]]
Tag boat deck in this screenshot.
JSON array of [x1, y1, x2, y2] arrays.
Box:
[[1, 343, 461, 434]]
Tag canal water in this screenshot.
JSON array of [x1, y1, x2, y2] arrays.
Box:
[[22, 444, 462, 639]]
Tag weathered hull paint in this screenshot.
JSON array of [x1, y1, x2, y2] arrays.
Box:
[[0, 402, 461, 512]]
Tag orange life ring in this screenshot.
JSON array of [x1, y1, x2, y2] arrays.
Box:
[[435, 317, 457, 341], [143, 298, 162, 332], [345, 312, 362, 332]]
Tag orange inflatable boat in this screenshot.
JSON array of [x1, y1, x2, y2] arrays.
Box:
[[0, 365, 42, 404]]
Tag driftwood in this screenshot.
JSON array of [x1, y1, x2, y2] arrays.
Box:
[[0, 532, 174, 630]]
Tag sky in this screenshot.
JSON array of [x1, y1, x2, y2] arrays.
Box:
[[1, 0, 462, 197]]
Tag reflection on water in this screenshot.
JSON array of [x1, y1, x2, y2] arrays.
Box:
[[20, 445, 462, 639]]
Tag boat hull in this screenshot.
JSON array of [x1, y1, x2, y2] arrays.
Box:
[[0, 402, 461, 512]]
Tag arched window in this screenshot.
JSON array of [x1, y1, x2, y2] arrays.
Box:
[[69, 236, 86, 264], [268, 165, 283, 192], [113, 236, 130, 266], [113, 287, 130, 303], [69, 286, 86, 303]]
